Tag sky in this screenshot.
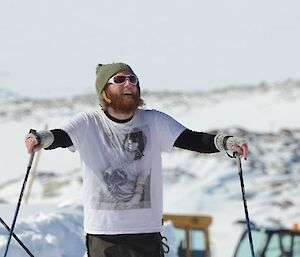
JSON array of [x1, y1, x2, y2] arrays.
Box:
[[1, 0, 300, 98]]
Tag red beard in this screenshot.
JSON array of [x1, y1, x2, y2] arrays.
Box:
[[105, 88, 141, 114]]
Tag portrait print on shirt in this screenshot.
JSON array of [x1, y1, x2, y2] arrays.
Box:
[[91, 126, 151, 211]]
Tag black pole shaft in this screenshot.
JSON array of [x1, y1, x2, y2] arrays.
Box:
[[3, 153, 35, 257], [0, 217, 34, 257], [235, 154, 256, 257]]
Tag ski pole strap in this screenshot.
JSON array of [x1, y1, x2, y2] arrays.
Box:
[[159, 234, 170, 257], [223, 135, 233, 150], [226, 151, 235, 158], [226, 150, 239, 159], [233, 151, 240, 158], [28, 129, 41, 145], [223, 136, 235, 158]]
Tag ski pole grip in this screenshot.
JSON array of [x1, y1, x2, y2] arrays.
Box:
[[28, 129, 41, 145], [233, 152, 241, 158]]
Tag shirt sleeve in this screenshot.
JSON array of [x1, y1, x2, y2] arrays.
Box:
[[44, 129, 73, 150], [174, 129, 219, 153], [153, 110, 186, 153], [62, 112, 89, 151]]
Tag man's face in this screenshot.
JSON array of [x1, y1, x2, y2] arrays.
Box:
[[105, 71, 140, 114]]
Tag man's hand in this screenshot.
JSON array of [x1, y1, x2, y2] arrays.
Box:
[[214, 134, 249, 160], [25, 129, 43, 154], [25, 129, 55, 153], [231, 144, 248, 160], [25, 137, 43, 154], [225, 136, 248, 160]]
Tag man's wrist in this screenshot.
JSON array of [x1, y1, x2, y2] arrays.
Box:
[[214, 134, 247, 152], [25, 129, 54, 148]]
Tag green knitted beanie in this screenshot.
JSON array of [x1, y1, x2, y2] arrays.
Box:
[[95, 63, 136, 96]]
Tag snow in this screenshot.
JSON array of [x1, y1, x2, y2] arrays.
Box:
[[0, 1, 300, 255], [0, 204, 86, 257], [0, 204, 179, 257], [0, 82, 300, 256]]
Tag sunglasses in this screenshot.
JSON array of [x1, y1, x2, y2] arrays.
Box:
[[107, 75, 138, 86]]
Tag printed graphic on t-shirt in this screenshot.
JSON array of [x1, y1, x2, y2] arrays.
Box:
[[91, 126, 151, 210]]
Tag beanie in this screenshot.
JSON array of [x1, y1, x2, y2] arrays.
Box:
[[95, 63, 136, 96]]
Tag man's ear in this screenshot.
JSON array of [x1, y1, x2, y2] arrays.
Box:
[[102, 90, 111, 104]]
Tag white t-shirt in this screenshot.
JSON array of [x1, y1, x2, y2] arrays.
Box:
[[63, 109, 186, 234]]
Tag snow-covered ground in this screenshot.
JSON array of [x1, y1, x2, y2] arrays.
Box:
[[1, 1, 300, 255], [0, 81, 300, 256]]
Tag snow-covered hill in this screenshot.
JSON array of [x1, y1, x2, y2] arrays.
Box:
[[0, 205, 85, 257], [0, 81, 300, 257]]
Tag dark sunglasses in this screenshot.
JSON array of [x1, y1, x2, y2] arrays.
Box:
[[107, 75, 138, 86]]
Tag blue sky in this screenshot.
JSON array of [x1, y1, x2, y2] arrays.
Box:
[[1, 0, 300, 98]]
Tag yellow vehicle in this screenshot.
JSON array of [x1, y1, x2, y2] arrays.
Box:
[[163, 214, 300, 257], [163, 214, 212, 257]]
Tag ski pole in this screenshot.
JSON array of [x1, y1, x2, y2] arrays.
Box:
[[0, 217, 34, 257], [234, 152, 256, 257], [3, 152, 35, 257]]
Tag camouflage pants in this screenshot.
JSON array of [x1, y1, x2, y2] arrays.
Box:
[[86, 232, 165, 257]]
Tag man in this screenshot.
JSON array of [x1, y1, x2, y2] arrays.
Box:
[[25, 62, 248, 257]]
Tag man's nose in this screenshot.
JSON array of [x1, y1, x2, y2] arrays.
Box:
[[124, 78, 133, 87]]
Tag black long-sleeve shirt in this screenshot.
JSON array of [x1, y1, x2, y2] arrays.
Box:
[[174, 129, 218, 153], [45, 111, 218, 153], [46, 128, 218, 153]]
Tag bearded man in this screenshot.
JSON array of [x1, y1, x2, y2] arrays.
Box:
[[25, 62, 248, 257]]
